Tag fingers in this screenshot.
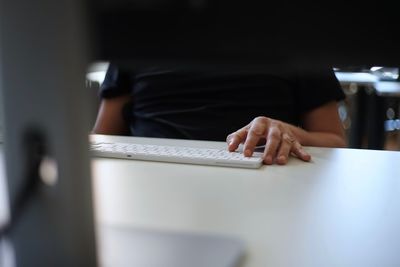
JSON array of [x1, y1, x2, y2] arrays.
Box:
[[263, 127, 281, 165], [291, 140, 311, 162], [226, 126, 248, 152], [271, 133, 311, 165], [243, 117, 269, 157], [276, 133, 293, 165], [226, 117, 311, 165], [226, 117, 268, 154]]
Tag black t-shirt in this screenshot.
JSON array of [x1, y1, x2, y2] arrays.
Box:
[[100, 64, 345, 141]]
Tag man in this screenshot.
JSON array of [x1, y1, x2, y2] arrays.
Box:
[[93, 64, 346, 165]]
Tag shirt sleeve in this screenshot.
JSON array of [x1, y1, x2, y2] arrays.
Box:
[[294, 67, 345, 114], [99, 63, 133, 98]]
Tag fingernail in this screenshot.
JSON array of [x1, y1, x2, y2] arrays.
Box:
[[244, 149, 252, 156], [278, 155, 286, 164], [300, 150, 311, 161], [301, 150, 309, 156], [265, 155, 272, 164]]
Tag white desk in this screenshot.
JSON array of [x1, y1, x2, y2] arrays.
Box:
[[92, 135, 400, 267]]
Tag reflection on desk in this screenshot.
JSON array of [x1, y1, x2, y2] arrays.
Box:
[[92, 135, 400, 267]]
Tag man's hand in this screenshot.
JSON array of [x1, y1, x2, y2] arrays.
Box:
[[226, 116, 311, 165]]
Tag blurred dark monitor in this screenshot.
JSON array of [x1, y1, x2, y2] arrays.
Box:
[[91, 0, 400, 70]]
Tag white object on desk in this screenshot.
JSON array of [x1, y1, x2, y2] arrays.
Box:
[[91, 135, 400, 267], [90, 141, 263, 169]]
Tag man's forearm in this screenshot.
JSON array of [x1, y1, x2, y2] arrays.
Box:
[[288, 123, 347, 148]]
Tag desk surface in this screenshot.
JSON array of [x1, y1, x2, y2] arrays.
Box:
[[92, 135, 400, 267]]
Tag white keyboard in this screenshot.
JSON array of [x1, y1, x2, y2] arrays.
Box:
[[90, 142, 263, 169]]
